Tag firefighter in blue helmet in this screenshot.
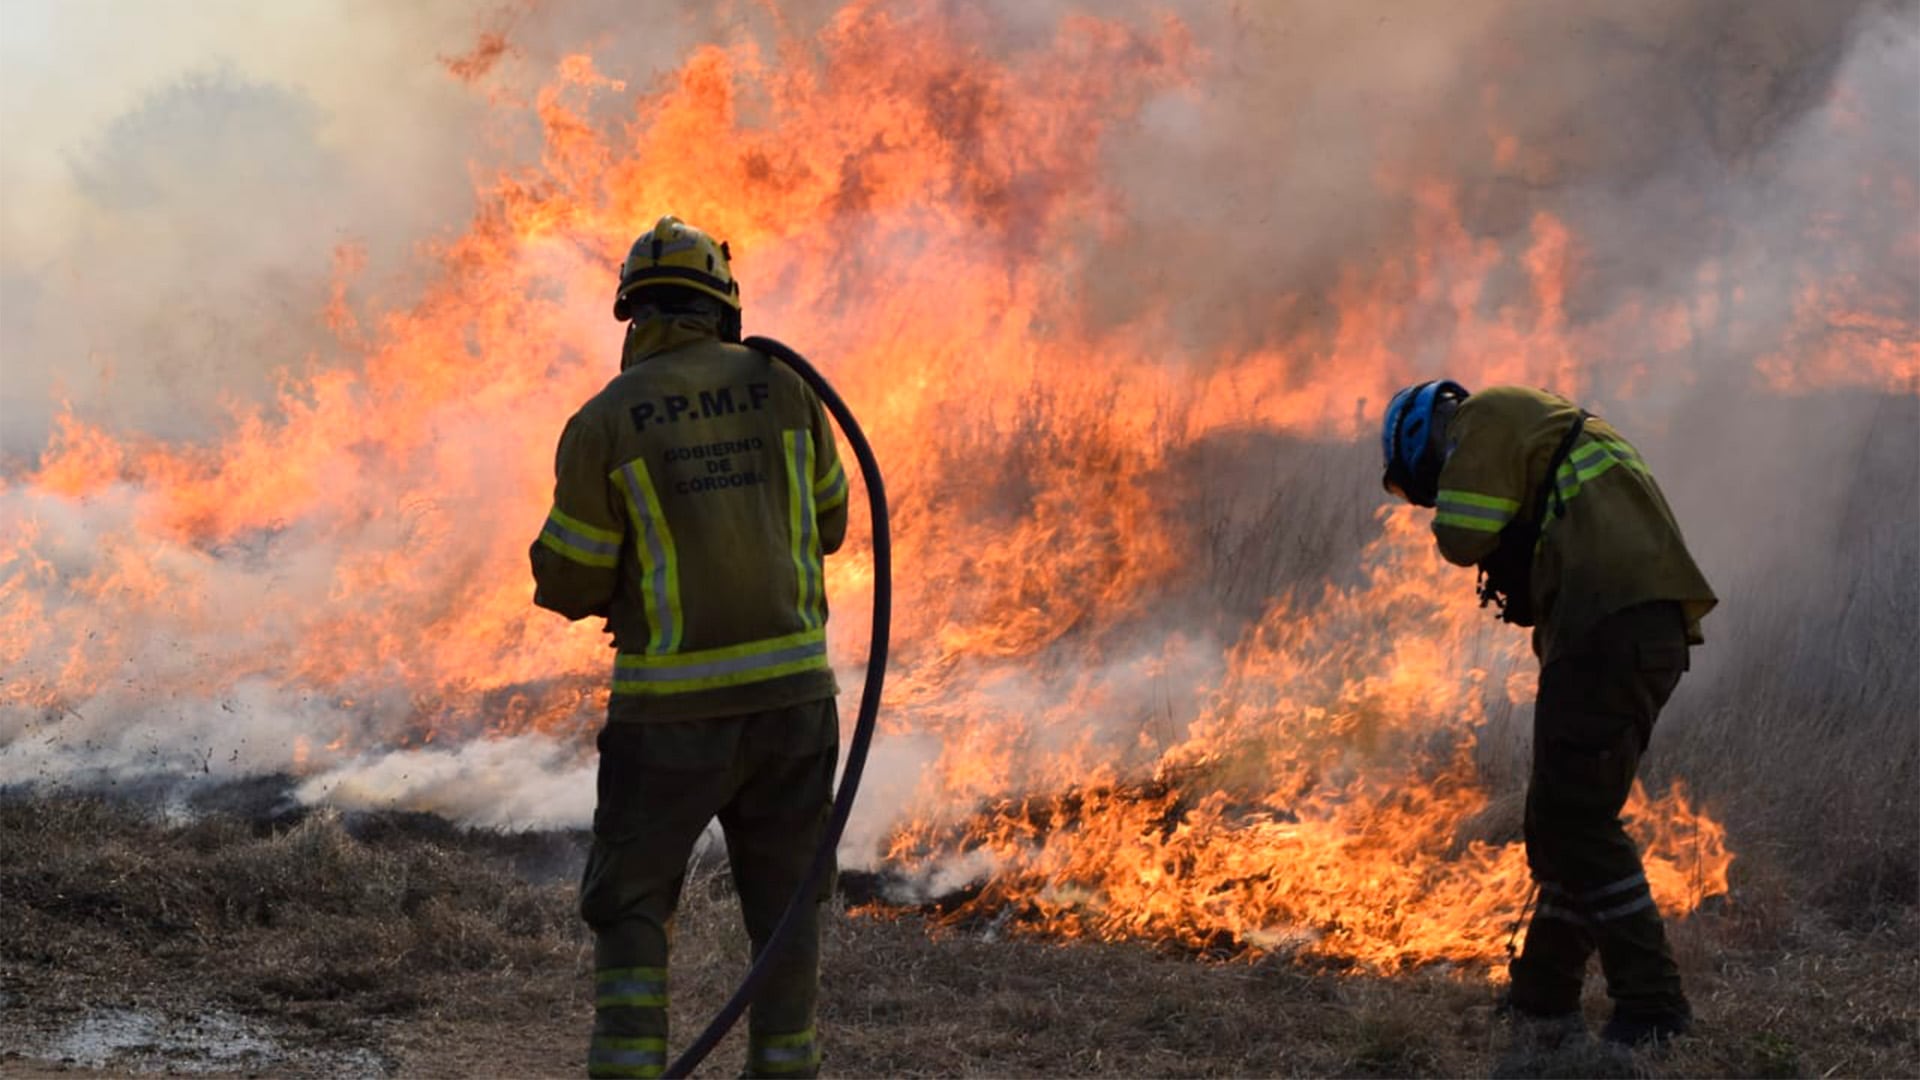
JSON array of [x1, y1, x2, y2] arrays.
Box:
[[1382, 381, 1717, 1047], [531, 216, 847, 1078]]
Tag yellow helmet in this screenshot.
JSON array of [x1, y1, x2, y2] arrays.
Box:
[[612, 215, 740, 320]]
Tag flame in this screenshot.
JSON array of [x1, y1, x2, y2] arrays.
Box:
[[6, 1, 1910, 967], [876, 510, 1731, 968]]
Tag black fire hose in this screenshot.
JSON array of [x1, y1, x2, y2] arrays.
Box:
[[663, 336, 890, 1078]]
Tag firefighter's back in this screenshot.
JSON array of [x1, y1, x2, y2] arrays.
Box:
[[576, 338, 843, 722], [1450, 386, 1716, 657]]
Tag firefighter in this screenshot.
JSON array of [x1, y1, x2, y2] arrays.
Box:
[[1380, 381, 1716, 1046], [531, 216, 849, 1079]]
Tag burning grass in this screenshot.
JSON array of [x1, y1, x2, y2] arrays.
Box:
[[2, 2, 1917, 1075], [3, 0, 1915, 993], [3, 792, 1915, 1077]]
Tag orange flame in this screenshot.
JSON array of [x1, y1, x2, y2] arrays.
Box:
[[877, 510, 1731, 968], [9, 1, 1911, 967]]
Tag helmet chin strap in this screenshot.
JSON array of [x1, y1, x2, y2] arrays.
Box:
[[1430, 396, 1460, 457]]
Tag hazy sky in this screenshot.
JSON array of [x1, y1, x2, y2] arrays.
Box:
[[0, 0, 485, 261]]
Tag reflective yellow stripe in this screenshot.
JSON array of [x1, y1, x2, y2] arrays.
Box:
[[1542, 436, 1651, 524], [784, 430, 826, 629], [611, 460, 682, 654], [539, 507, 622, 568], [613, 628, 830, 695], [814, 459, 848, 512], [1437, 490, 1520, 512], [552, 507, 622, 545], [1552, 442, 1626, 507], [594, 965, 667, 1008], [750, 1028, 820, 1074], [1434, 489, 1517, 533], [589, 1035, 668, 1079], [1435, 510, 1507, 533]]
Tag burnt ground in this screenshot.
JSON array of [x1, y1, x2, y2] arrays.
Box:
[[1, 794, 1915, 1079]]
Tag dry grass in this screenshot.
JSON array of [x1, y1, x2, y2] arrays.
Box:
[[0, 796, 592, 1074], [2, 395, 1913, 1077], [3, 794, 1916, 1077]]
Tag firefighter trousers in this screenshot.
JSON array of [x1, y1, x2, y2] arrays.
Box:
[[1511, 601, 1692, 1021], [579, 697, 839, 1079]]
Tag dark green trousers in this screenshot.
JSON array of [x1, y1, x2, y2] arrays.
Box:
[[1511, 602, 1692, 1020], [579, 698, 838, 1078]]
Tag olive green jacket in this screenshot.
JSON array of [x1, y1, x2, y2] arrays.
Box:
[[531, 318, 848, 721], [1432, 386, 1717, 661]]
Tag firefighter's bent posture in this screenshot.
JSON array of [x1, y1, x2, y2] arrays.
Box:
[[531, 217, 848, 1079], [1381, 382, 1716, 1046]]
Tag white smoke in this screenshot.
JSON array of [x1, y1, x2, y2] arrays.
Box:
[[295, 733, 596, 830], [1, 0, 1912, 851]]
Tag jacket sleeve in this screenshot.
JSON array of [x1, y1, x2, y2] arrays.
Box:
[[1430, 403, 1527, 567], [530, 411, 625, 620], [809, 392, 849, 556]]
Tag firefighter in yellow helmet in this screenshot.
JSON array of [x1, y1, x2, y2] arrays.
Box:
[[1381, 382, 1717, 1048], [531, 216, 848, 1078]]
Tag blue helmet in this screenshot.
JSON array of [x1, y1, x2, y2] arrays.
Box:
[[1381, 379, 1469, 507]]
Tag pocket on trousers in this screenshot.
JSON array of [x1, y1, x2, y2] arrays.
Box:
[[1538, 711, 1639, 816], [590, 772, 697, 843], [1545, 729, 1626, 783], [740, 698, 839, 760], [1633, 640, 1688, 716], [592, 738, 730, 843]]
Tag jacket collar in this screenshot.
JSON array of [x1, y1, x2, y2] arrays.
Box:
[[621, 310, 723, 370]]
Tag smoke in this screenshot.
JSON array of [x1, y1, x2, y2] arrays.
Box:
[[1110, 2, 1908, 385], [0, 2, 484, 455], [1, 0, 1913, 872], [294, 733, 595, 830], [0, 0, 796, 456]]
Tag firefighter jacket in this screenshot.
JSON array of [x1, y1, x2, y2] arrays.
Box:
[[1432, 386, 1717, 661], [530, 318, 849, 722]]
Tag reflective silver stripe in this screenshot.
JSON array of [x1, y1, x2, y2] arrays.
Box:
[[1591, 892, 1657, 922], [544, 518, 619, 557], [1560, 455, 1619, 487], [785, 430, 824, 629], [1567, 440, 1611, 469], [815, 462, 848, 510], [618, 637, 826, 684], [1580, 873, 1647, 903], [751, 1033, 820, 1075], [1535, 901, 1593, 927], [588, 1035, 668, 1078], [542, 516, 621, 563], [1556, 439, 1627, 489], [612, 628, 830, 695], [596, 977, 666, 1006], [1434, 499, 1512, 524], [795, 431, 819, 625], [615, 461, 681, 653]]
